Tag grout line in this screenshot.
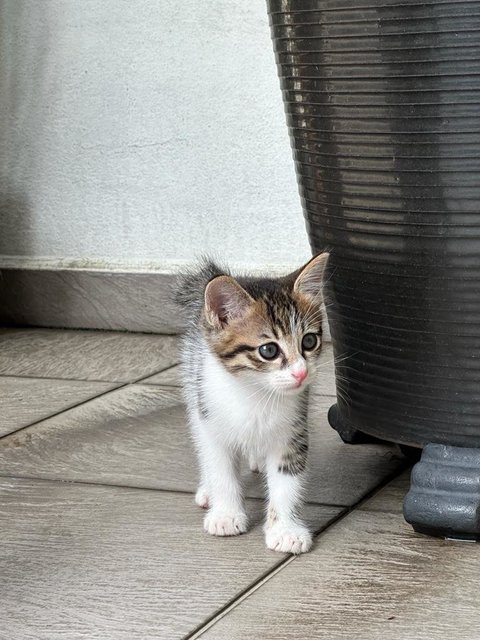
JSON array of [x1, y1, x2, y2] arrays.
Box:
[[0, 472, 351, 510], [186, 461, 410, 640], [184, 510, 345, 640], [0, 361, 180, 385], [0, 363, 180, 443], [136, 382, 181, 388], [135, 379, 182, 389], [140, 362, 179, 379], [0, 385, 125, 442], [0, 325, 181, 338], [186, 556, 299, 640], [0, 373, 123, 384], [0, 475, 200, 495]]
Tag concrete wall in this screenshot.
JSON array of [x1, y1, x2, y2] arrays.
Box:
[[0, 0, 311, 273]]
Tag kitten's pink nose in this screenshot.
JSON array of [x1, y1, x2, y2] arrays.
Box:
[[292, 368, 308, 385]]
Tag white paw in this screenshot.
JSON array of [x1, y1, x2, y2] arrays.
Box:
[[204, 510, 248, 536], [195, 486, 209, 509], [264, 522, 313, 554]]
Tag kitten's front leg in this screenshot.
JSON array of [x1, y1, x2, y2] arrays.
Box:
[[264, 432, 312, 554], [196, 425, 248, 536]]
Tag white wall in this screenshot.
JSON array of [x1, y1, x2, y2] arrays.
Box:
[[0, 0, 310, 273]]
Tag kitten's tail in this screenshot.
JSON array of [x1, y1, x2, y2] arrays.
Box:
[[173, 257, 229, 320]]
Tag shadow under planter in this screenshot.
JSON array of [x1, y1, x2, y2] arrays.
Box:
[[266, 0, 480, 539]]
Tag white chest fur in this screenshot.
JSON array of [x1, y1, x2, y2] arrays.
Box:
[[201, 350, 300, 455]]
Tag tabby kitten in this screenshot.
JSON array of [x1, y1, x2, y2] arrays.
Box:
[[177, 253, 329, 554]]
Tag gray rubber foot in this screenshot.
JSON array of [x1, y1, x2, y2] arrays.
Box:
[[404, 443, 480, 541]]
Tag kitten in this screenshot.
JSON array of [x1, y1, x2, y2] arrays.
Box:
[[176, 253, 329, 554]]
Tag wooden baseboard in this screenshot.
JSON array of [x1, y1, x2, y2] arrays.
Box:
[[0, 269, 182, 334]]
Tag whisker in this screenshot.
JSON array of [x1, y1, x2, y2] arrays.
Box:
[[322, 265, 338, 286]]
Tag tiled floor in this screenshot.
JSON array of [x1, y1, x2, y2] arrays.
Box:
[[0, 328, 478, 640]]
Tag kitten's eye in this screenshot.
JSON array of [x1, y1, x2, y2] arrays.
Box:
[[258, 342, 280, 360], [302, 333, 318, 351]]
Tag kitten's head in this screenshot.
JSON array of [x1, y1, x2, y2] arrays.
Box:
[[202, 253, 329, 395]]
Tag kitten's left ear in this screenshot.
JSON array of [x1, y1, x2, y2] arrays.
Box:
[[204, 275, 254, 328], [294, 252, 330, 299]]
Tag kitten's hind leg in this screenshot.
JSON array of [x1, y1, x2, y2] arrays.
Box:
[[248, 452, 263, 473], [195, 484, 210, 509], [192, 421, 211, 508], [263, 439, 312, 554]]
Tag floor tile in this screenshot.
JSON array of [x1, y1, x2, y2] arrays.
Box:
[[0, 328, 178, 382], [0, 385, 405, 507], [0, 376, 115, 438], [0, 477, 340, 640], [360, 469, 412, 514], [142, 364, 181, 386], [200, 482, 480, 640]]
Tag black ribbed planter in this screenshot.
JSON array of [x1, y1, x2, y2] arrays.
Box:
[[267, 0, 480, 539]]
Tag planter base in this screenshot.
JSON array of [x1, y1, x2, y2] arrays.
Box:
[[328, 403, 385, 445], [404, 444, 480, 541]]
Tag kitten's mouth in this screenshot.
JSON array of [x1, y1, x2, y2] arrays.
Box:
[[282, 380, 308, 394], [292, 374, 309, 389]]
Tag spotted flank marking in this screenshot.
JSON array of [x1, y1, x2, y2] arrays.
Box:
[[278, 430, 309, 475], [278, 396, 309, 475]]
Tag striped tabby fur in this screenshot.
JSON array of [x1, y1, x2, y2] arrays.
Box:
[[176, 253, 329, 554]]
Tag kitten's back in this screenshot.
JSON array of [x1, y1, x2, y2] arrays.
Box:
[[175, 258, 229, 322]]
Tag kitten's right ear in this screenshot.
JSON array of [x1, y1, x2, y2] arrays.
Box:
[[294, 252, 330, 300], [204, 276, 253, 328]]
